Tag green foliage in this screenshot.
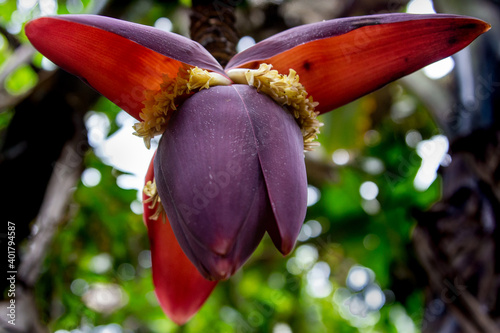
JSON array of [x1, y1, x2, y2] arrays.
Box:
[[4, 64, 38, 94], [0, 1, 17, 24], [0, 33, 8, 65], [0, 109, 14, 130]]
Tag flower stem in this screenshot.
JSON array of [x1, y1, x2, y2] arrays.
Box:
[[190, 0, 239, 67]]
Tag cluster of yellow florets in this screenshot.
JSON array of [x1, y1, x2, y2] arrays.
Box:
[[134, 65, 231, 149], [143, 179, 164, 221], [141, 64, 322, 216], [228, 63, 322, 151], [135, 63, 321, 151]]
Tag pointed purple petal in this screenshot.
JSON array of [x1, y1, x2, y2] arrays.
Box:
[[232, 85, 307, 255], [154, 85, 273, 280]]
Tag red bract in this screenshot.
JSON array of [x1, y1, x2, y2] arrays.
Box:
[[26, 13, 489, 324], [143, 154, 217, 324]]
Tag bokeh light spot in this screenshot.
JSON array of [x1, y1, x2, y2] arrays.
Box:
[[347, 266, 371, 292], [81, 168, 102, 187], [237, 36, 256, 52], [359, 181, 379, 200], [154, 17, 173, 32], [332, 148, 350, 165], [307, 185, 321, 206]]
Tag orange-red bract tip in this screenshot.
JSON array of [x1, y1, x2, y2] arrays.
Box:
[[226, 14, 491, 114], [26, 17, 174, 120], [25, 15, 225, 121], [143, 155, 217, 325], [481, 20, 492, 33]]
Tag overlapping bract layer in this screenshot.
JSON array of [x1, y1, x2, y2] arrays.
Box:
[[154, 85, 307, 280]]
